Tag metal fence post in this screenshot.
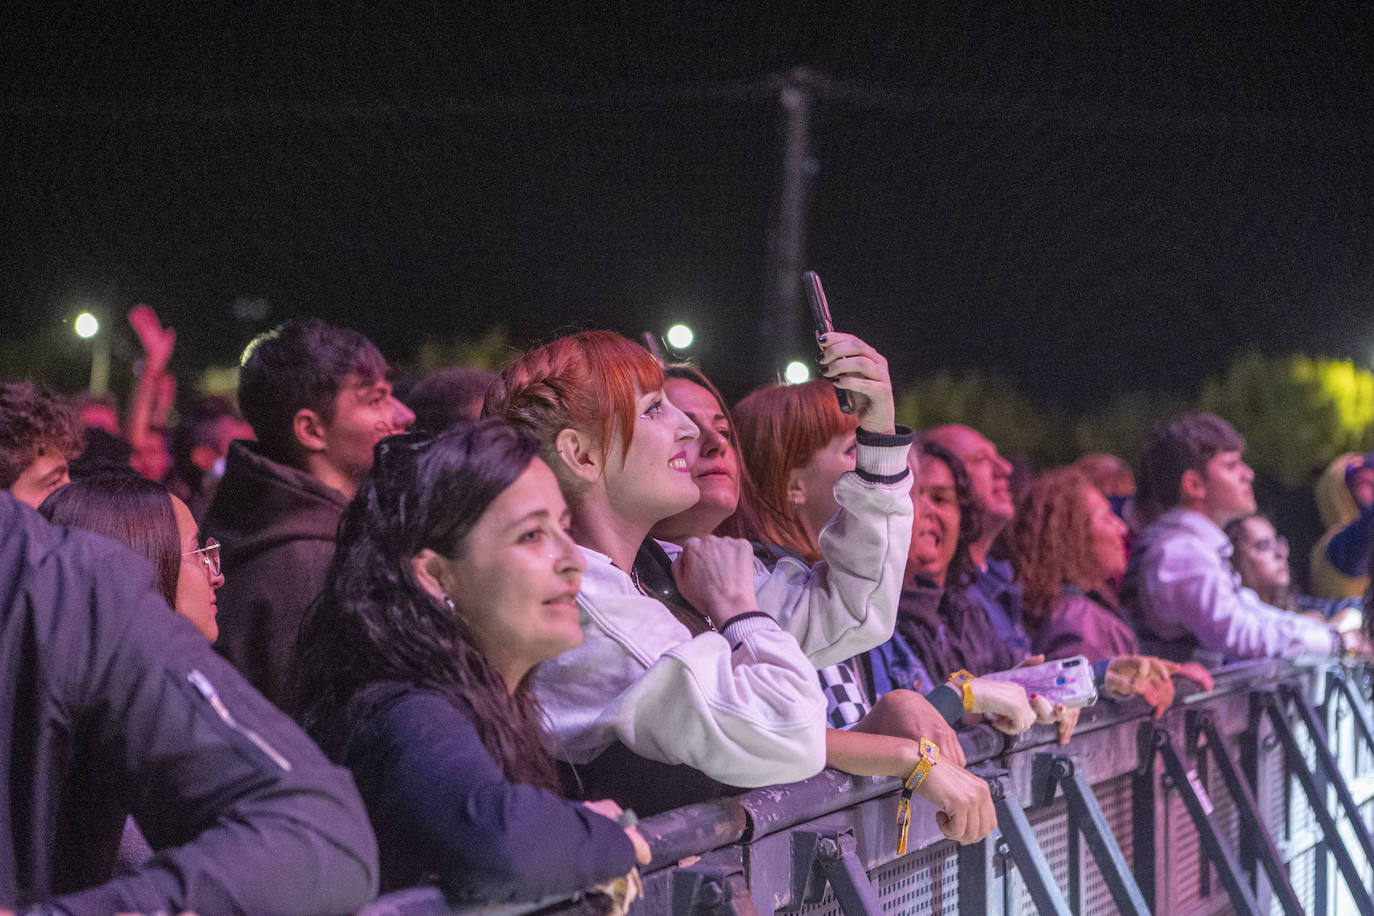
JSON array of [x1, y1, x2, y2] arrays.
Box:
[[1040, 754, 1151, 916], [1260, 687, 1374, 915], [986, 774, 1072, 916], [1152, 728, 1262, 915], [1187, 711, 1304, 916]]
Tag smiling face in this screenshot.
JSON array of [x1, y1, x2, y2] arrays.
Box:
[[1085, 486, 1130, 582], [434, 458, 588, 689], [929, 426, 1014, 530], [172, 494, 224, 642], [603, 386, 701, 529], [652, 378, 741, 539], [1232, 515, 1290, 600], [909, 455, 960, 585], [317, 374, 416, 489]]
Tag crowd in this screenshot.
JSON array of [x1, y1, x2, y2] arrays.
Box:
[[2, 307, 1371, 915]]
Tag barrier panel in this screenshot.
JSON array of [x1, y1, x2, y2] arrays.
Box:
[[361, 660, 1374, 916]]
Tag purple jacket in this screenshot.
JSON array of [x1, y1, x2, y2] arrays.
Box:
[[1032, 586, 1138, 663]]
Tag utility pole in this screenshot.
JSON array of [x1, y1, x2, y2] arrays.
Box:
[[764, 68, 823, 381]]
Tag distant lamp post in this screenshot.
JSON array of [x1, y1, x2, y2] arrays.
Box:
[[666, 323, 694, 350], [74, 311, 110, 396], [784, 360, 811, 384]]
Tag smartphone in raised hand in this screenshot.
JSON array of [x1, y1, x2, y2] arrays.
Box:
[[802, 271, 855, 414]]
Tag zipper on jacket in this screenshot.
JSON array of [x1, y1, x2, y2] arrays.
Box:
[[187, 669, 293, 771]]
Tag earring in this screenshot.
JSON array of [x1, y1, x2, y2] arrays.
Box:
[[441, 593, 456, 611]]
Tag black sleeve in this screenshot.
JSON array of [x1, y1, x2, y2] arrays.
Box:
[[345, 688, 637, 902], [923, 684, 965, 725], [45, 535, 379, 916]]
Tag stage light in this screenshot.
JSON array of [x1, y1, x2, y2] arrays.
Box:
[[784, 360, 811, 384], [666, 324, 694, 349], [74, 312, 99, 339]]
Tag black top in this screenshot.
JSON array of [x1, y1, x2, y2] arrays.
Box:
[[202, 440, 349, 711], [326, 681, 637, 900]]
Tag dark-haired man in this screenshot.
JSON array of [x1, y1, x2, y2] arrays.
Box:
[[204, 318, 413, 708], [1122, 412, 1365, 662], [0, 382, 81, 509]]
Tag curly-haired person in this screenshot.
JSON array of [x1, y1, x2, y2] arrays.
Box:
[[0, 381, 81, 508]]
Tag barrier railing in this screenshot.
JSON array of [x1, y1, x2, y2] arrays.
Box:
[[361, 660, 1374, 915]]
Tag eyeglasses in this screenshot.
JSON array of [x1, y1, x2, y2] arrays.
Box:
[[1250, 536, 1288, 555], [184, 537, 222, 576]]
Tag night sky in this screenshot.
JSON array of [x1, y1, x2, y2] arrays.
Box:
[[4, 2, 1372, 408]]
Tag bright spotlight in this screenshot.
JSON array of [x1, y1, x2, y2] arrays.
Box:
[[666, 324, 694, 349], [784, 360, 811, 385], [74, 313, 99, 339]]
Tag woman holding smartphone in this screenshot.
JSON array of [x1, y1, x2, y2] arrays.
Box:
[[297, 421, 648, 902]]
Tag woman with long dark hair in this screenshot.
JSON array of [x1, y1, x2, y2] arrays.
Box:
[[297, 420, 647, 901], [39, 471, 223, 642]]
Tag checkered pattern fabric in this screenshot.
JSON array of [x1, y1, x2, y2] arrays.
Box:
[[818, 662, 871, 729]]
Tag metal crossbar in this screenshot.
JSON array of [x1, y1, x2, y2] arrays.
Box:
[[1326, 668, 1374, 758], [987, 775, 1072, 916], [1187, 711, 1304, 916], [1152, 728, 1261, 915], [1040, 754, 1151, 916], [1261, 687, 1374, 915]]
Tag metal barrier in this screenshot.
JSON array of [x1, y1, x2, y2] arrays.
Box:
[[361, 660, 1374, 915]]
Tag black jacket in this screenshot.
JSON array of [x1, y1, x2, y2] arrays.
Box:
[[0, 493, 378, 915], [203, 440, 349, 710], [322, 682, 636, 900]]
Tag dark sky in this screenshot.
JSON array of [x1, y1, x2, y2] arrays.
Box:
[[3, 2, 1372, 407]]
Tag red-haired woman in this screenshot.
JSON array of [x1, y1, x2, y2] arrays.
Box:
[[737, 397, 1056, 737], [650, 365, 997, 845], [485, 330, 913, 814], [1008, 467, 1213, 713]]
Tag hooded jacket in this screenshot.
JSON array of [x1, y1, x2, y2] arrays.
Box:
[[0, 493, 377, 915], [202, 440, 349, 710], [1309, 452, 1369, 599]]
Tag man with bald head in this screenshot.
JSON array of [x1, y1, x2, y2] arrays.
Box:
[[920, 424, 1032, 657]]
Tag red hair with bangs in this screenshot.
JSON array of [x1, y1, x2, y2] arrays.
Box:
[[483, 331, 664, 480], [733, 379, 860, 562]]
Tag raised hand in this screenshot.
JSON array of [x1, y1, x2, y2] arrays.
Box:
[[817, 332, 894, 435], [128, 304, 176, 373]]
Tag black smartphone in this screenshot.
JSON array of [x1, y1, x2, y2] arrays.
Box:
[[802, 271, 855, 414]]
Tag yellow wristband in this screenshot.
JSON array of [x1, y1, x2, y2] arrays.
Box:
[[948, 669, 976, 712], [896, 738, 940, 855]]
